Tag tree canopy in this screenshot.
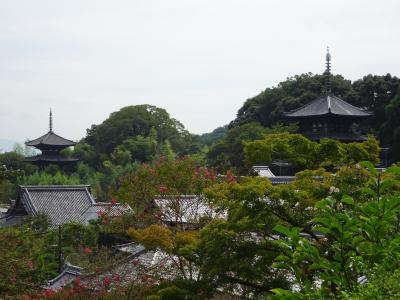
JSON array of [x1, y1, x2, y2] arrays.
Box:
[[82, 105, 192, 166]]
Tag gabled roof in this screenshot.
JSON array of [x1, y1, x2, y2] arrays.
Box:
[[252, 166, 276, 178], [47, 263, 84, 291], [16, 185, 95, 227], [252, 166, 295, 185], [2, 185, 132, 228], [82, 203, 132, 224], [154, 195, 226, 224], [284, 94, 372, 118], [25, 131, 76, 147]]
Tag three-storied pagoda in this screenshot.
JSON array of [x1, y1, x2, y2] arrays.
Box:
[[284, 48, 372, 142], [25, 110, 79, 166]]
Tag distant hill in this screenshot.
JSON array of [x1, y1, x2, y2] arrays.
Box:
[[0, 139, 18, 153], [193, 125, 228, 147]]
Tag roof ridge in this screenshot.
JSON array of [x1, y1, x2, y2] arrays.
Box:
[[327, 94, 331, 112], [19, 185, 90, 189]]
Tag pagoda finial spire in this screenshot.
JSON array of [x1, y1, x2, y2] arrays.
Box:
[[324, 46, 332, 94], [49, 109, 53, 132]]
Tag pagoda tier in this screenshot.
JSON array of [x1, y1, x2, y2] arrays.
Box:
[[284, 49, 372, 143], [25, 110, 79, 166]]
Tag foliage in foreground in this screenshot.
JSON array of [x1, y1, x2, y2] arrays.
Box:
[[2, 158, 400, 299], [244, 133, 380, 171], [271, 162, 400, 299]]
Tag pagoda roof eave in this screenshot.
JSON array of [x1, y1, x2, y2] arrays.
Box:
[[25, 131, 76, 147], [283, 94, 373, 118], [24, 156, 79, 163], [283, 112, 372, 118]]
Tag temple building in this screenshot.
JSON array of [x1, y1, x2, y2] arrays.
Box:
[[0, 185, 132, 228], [25, 110, 79, 166], [284, 49, 372, 142]]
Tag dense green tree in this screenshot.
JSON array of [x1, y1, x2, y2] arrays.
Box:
[[200, 177, 292, 297], [116, 156, 217, 218], [352, 74, 400, 134], [206, 122, 268, 173], [191, 125, 228, 149], [244, 133, 380, 171], [0, 225, 58, 297], [113, 135, 157, 163], [19, 171, 81, 186], [84, 105, 191, 164], [0, 151, 37, 175], [73, 142, 100, 167], [0, 153, 33, 203], [380, 87, 400, 162]]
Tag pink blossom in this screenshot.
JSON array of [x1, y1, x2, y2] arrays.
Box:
[[74, 276, 81, 286], [26, 260, 33, 269], [131, 259, 140, 266], [43, 289, 52, 298], [103, 276, 111, 287], [158, 185, 168, 193], [226, 170, 236, 183], [97, 210, 106, 217]]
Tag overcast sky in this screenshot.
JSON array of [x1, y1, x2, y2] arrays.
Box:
[[1, 0, 399, 143]]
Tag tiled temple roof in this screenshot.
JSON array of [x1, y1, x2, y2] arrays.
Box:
[[2, 185, 132, 228], [17, 185, 95, 226], [284, 94, 372, 118], [25, 131, 76, 147]]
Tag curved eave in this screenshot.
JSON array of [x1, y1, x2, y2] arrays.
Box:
[[283, 93, 373, 119], [25, 131, 76, 147], [24, 156, 79, 163], [284, 111, 373, 118]]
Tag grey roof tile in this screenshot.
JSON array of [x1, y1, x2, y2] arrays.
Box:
[[26, 131, 76, 147], [19, 185, 95, 227], [284, 94, 372, 118], [82, 203, 132, 224], [154, 195, 226, 224]]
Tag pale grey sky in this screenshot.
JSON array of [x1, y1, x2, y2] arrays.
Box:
[[1, 0, 399, 143]]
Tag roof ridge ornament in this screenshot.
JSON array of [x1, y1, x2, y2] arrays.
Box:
[[49, 108, 53, 133], [325, 46, 332, 95]]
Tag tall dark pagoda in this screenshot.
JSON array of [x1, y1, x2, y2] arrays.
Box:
[[25, 110, 79, 166], [284, 48, 372, 142]]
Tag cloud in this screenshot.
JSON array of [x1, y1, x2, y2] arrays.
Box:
[[0, 0, 399, 141]]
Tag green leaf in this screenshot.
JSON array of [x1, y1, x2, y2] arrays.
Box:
[[361, 161, 378, 176], [270, 288, 293, 296], [387, 166, 400, 177], [360, 187, 376, 197], [341, 195, 354, 205], [352, 236, 365, 245], [273, 224, 291, 237], [275, 255, 290, 262]]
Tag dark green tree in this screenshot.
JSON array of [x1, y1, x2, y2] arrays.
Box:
[[84, 105, 191, 164]]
